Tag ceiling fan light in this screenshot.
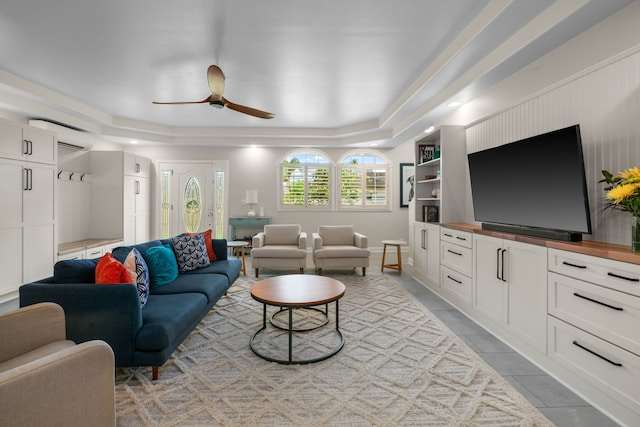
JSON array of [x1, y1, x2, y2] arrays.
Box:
[[209, 100, 224, 109]]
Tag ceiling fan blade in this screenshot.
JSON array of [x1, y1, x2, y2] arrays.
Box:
[[152, 96, 212, 105], [223, 98, 275, 119], [207, 65, 225, 97]]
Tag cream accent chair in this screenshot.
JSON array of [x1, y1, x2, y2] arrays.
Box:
[[0, 302, 115, 427], [251, 224, 308, 277], [312, 225, 370, 276]]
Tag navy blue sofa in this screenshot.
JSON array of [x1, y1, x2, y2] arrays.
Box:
[[19, 238, 241, 380]]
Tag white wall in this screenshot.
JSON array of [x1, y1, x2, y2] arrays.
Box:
[[124, 141, 414, 249], [438, 1, 640, 247]]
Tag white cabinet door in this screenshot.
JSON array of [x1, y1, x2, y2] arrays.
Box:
[[0, 120, 26, 161], [505, 239, 548, 353], [23, 163, 56, 282], [124, 152, 151, 177], [425, 223, 440, 285], [474, 234, 547, 354], [25, 126, 56, 165], [473, 234, 504, 324], [413, 222, 427, 275]]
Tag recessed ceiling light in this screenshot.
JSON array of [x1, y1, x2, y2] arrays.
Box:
[[130, 139, 139, 144], [424, 126, 435, 133], [447, 101, 462, 107]]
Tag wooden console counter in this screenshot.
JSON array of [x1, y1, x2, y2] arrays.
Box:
[[442, 223, 640, 266]]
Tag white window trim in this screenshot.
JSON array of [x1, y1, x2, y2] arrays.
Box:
[[336, 150, 392, 212], [277, 149, 334, 212]]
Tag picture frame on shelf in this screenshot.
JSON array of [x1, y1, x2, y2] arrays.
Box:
[[399, 163, 414, 208], [418, 144, 435, 163], [424, 205, 439, 223]]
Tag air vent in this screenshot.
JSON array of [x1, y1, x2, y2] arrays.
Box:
[[57, 141, 90, 151]]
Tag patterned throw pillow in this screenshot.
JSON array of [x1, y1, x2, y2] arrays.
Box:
[[172, 234, 210, 272], [142, 244, 179, 289], [185, 229, 217, 261], [95, 253, 133, 284], [124, 248, 150, 308]]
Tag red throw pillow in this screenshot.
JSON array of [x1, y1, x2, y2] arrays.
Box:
[[186, 229, 217, 261], [96, 253, 133, 284]]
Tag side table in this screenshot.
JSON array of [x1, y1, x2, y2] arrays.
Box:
[[228, 241, 249, 275], [381, 240, 407, 274]]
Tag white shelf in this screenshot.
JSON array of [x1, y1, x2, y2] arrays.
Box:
[[416, 197, 440, 201], [417, 178, 440, 184], [417, 158, 440, 167]]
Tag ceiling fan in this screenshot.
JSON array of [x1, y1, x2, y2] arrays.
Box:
[[152, 65, 275, 119]]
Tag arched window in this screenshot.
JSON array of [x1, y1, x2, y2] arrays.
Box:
[[338, 151, 390, 210], [279, 150, 332, 210]]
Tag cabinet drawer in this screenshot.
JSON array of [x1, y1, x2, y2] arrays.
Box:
[[441, 241, 472, 277], [441, 265, 472, 305], [548, 271, 640, 356], [548, 248, 640, 297], [441, 228, 472, 249], [548, 316, 640, 417], [57, 250, 86, 262], [84, 247, 104, 259]]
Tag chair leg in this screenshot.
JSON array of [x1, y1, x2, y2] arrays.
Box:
[[255, 268, 259, 278], [362, 267, 366, 276], [299, 268, 304, 274], [317, 268, 322, 276], [152, 366, 159, 380]]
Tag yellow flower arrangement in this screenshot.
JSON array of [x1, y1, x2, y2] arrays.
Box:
[[601, 167, 640, 217]]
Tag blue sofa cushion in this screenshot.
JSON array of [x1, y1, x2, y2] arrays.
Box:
[[142, 244, 179, 289], [136, 293, 208, 351], [112, 241, 162, 264], [54, 258, 99, 284], [172, 234, 210, 272], [150, 273, 229, 304], [182, 259, 241, 284]]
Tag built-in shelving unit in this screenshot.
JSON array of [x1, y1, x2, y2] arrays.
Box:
[[413, 125, 466, 224]]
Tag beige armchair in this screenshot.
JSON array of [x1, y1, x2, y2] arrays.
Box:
[[251, 224, 308, 277], [0, 302, 115, 427], [312, 225, 370, 276]]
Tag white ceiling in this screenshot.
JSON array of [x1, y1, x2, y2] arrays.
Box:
[[0, 0, 633, 148]]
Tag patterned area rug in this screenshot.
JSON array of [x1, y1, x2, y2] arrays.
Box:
[[115, 274, 553, 426]]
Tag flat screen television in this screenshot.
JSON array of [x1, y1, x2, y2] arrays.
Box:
[[467, 124, 592, 242]]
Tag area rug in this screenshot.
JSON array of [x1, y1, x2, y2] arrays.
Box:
[[115, 274, 553, 426]]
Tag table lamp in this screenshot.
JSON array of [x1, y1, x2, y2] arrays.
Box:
[[245, 190, 258, 217]]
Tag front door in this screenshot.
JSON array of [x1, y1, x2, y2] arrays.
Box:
[[158, 161, 228, 238]]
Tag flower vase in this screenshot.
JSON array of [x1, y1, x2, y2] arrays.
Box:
[[633, 216, 640, 253]]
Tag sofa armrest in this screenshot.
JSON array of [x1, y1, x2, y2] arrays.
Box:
[[252, 232, 265, 248], [298, 232, 308, 249], [0, 340, 115, 427], [312, 233, 323, 250], [0, 302, 66, 364], [19, 281, 143, 365], [354, 232, 368, 248]]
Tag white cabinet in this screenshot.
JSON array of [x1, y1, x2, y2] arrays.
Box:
[[90, 151, 150, 245], [412, 222, 440, 286], [473, 234, 547, 354], [0, 119, 56, 300], [547, 248, 640, 423], [439, 227, 473, 306]]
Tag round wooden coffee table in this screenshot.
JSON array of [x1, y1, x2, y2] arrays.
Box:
[[249, 274, 345, 364]]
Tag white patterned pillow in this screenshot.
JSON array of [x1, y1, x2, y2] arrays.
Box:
[[124, 248, 150, 308], [172, 234, 210, 272]]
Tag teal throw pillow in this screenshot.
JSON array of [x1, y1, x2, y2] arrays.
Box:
[[143, 244, 179, 289]]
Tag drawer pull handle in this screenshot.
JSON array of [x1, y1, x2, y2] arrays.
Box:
[[456, 236, 467, 241], [447, 249, 462, 256], [562, 261, 586, 269], [572, 340, 622, 367], [447, 275, 462, 284], [573, 292, 623, 311], [444, 233, 453, 237], [607, 272, 640, 282]]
